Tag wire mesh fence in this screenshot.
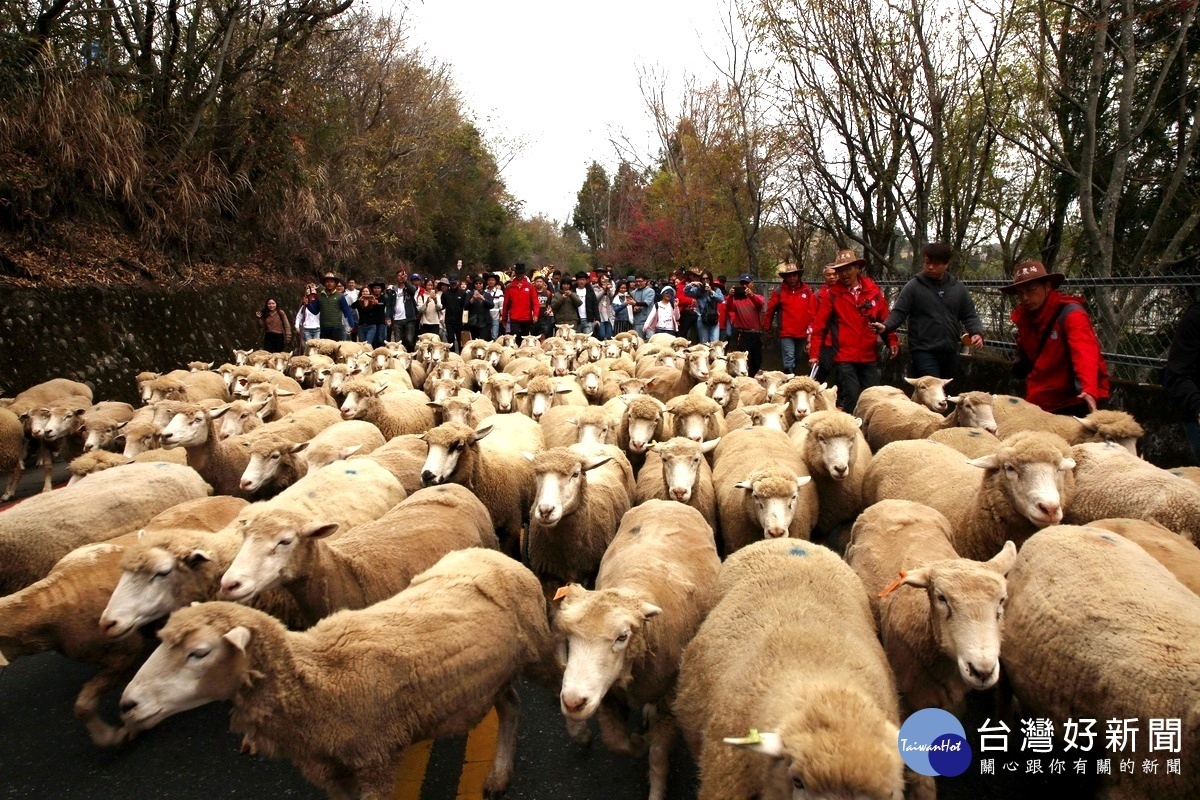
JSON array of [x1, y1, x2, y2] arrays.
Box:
[[754, 275, 1200, 384]]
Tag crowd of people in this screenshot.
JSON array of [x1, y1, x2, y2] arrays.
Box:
[[256, 242, 1117, 419]]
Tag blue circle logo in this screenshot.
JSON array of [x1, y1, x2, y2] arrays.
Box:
[[897, 708, 972, 777]]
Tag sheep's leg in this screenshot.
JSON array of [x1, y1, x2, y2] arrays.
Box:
[[565, 715, 592, 746], [36, 444, 54, 493], [75, 662, 138, 747], [598, 696, 644, 757], [483, 682, 520, 797], [1, 466, 18, 501], [646, 706, 676, 800]]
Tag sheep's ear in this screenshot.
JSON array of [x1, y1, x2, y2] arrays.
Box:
[[796, 476, 812, 489], [904, 377, 918, 386], [900, 567, 932, 589], [116, 420, 130, 430], [275, 390, 296, 397], [183, 549, 212, 568], [209, 405, 231, 419], [987, 540, 1018, 575], [1058, 457, 1077, 471], [1076, 416, 1097, 431], [337, 444, 363, 459], [640, 602, 663, 619], [223, 626, 252, 653], [967, 454, 1001, 470], [0, 647, 8, 668], [940, 378, 953, 386], [565, 418, 578, 427], [582, 455, 613, 472], [723, 730, 784, 758], [554, 386, 574, 395], [287, 442, 309, 454], [514, 388, 528, 397], [415, 432, 426, 440], [734, 480, 753, 491], [472, 424, 494, 442], [700, 438, 720, 454], [299, 521, 339, 539], [947, 395, 962, 404], [818, 382, 828, 391], [522, 451, 536, 464], [426, 401, 443, 410], [374, 381, 389, 393]]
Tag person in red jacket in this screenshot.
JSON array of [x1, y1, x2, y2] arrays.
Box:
[[812, 265, 839, 381], [807, 249, 898, 412], [728, 274, 767, 376], [762, 262, 817, 375], [1003, 260, 1110, 415], [675, 267, 702, 342], [501, 262, 539, 338]]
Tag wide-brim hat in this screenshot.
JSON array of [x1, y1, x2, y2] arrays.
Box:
[[319, 271, 340, 283], [1000, 261, 1065, 294], [776, 262, 800, 276], [828, 249, 866, 270], [369, 280, 386, 289]]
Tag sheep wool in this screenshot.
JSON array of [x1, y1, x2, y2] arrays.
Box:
[[1087, 518, 1200, 595]]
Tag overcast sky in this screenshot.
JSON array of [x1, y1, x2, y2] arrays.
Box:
[[396, 0, 733, 223]]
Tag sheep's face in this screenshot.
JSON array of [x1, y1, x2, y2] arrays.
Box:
[[746, 403, 788, 432], [41, 405, 86, 441], [439, 398, 474, 427], [625, 412, 662, 454], [218, 404, 259, 440], [339, 390, 374, 420], [221, 517, 334, 601], [950, 393, 997, 434], [1075, 412, 1143, 455], [103, 547, 209, 639], [161, 408, 217, 448], [421, 424, 486, 486], [528, 451, 612, 526], [756, 371, 791, 400], [121, 619, 248, 732], [428, 343, 450, 364], [26, 407, 52, 439], [906, 376, 952, 413], [685, 352, 710, 381], [573, 419, 611, 448], [245, 387, 278, 421], [549, 351, 573, 376], [122, 426, 160, 457], [737, 473, 812, 539], [483, 377, 516, 413], [468, 363, 494, 388], [291, 363, 312, 384], [137, 377, 158, 403], [83, 420, 120, 452], [619, 379, 647, 397], [670, 408, 718, 443], [808, 429, 857, 481], [578, 369, 602, 396], [301, 443, 360, 474], [603, 341, 622, 360], [426, 379, 458, 403], [901, 543, 1015, 691], [787, 386, 816, 421], [969, 447, 1074, 528], [486, 349, 503, 368], [655, 439, 717, 502], [554, 586, 661, 721], [725, 352, 749, 377], [239, 441, 304, 492], [555, 324, 574, 340]]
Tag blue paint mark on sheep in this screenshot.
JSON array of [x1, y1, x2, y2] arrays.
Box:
[[1099, 535, 1117, 542], [628, 525, 642, 536], [1007, 397, 1019, 404], [344, 469, 357, 475], [789, 546, 807, 557]]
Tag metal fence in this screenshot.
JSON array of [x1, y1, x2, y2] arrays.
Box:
[[755, 275, 1200, 384]]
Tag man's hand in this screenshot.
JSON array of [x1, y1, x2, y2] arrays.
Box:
[[969, 334, 984, 348], [808, 357, 819, 367], [888, 344, 900, 358], [870, 321, 885, 334], [1079, 392, 1098, 412]]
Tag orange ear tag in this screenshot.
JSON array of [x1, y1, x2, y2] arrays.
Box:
[[877, 570, 907, 598]]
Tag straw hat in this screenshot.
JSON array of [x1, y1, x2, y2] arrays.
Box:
[[1000, 261, 1065, 294]]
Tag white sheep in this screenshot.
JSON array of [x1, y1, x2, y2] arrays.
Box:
[[927, 426, 1002, 458], [220, 483, 496, 625], [633, 437, 719, 530], [480, 372, 521, 414], [640, 349, 710, 403], [795, 409, 873, 539], [607, 394, 668, 461], [0, 496, 245, 746], [554, 500, 721, 800], [539, 405, 619, 450], [78, 402, 137, 452], [349, 433, 428, 496], [0, 407, 25, 501], [246, 384, 336, 423], [338, 381, 436, 439], [0, 461, 211, 596], [712, 428, 817, 554], [516, 374, 587, 422], [420, 415, 545, 556], [863, 431, 1077, 561], [855, 376, 954, 418], [673, 538, 907, 800], [120, 549, 553, 799], [846, 499, 1016, 713], [777, 376, 835, 427], [147, 372, 229, 403], [1062, 442, 1200, 544], [860, 390, 998, 451], [991, 394, 1145, 453], [214, 399, 265, 440], [297, 419, 386, 474], [525, 445, 633, 594], [237, 420, 384, 496], [1002, 525, 1200, 799], [663, 394, 726, 444], [688, 371, 739, 415], [1087, 517, 1200, 595], [723, 401, 789, 432]]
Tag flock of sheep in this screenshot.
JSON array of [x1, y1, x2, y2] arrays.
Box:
[[1, 325, 1199, 800]]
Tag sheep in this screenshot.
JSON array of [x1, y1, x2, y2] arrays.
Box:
[[553, 500, 721, 800], [147, 372, 229, 403], [711, 427, 817, 555], [633, 438, 719, 530], [795, 410, 872, 538], [238, 419, 386, 496], [598, 374, 649, 405], [718, 350, 749, 377], [641, 349, 710, 403], [0, 407, 24, 501], [69, 450, 132, 482], [1087, 517, 1200, 595], [120, 419, 165, 457], [480, 372, 521, 414], [575, 362, 608, 403], [338, 380, 436, 439], [220, 484, 497, 625], [420, 415, 545, 556], [0, 461, 212, 595], [688, 371, 739, 415], [1171, 466, 1200, 485], [663, 394, 726, 444], [524, 445, 634, 596], [462, 358, 497, 391], [860, 390, 998, 451], [120, 548, 552, 799], [9, 377, 93, 413], [539, 404, 619, 450], [730, 376, 768, 406], [187, 361, 213, 372], [1062, 442, 1200, 543], [297, 419, 385, 474], [516, 374, 588, 422], [214, 399, 265, 440], [991, 394, 1145, 453], [76, 402, 137, 452], [609, 394, 669, 460], [246, 384, 336, 422], [673, 538, 907, 800], [136, 371, 160, 402], [927, 426, 1002, 458], [845, 499, 1017, 714], [1002, 525, 1200, 800], [0, 496, 246, 746], [777, 376, 834, 426], [23, 394, 95, 491], [863, 431, 1077, 561], [348, 434, 427, 496], [238, 368, 304, 398], [854, 376, 954, 420], [723, 401, 789, 432]]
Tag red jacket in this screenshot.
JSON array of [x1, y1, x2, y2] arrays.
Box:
[[727, 293, 766, 331], [807, 277, 897, 364], [502, 276, 539, 323], [763, 282, 817, 338], [1012, 290, 1110, 412], [675, 279, 698, 313]]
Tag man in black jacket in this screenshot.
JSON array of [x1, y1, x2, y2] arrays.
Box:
[[385, 268, 420, 351], [873, 242, 984, 379], [1162, 297, 1200, 464], [439, 273, 471, 352]]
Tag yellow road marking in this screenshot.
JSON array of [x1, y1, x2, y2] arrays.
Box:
[[456, 710, 499, 800], [392, 739, 433, 800]]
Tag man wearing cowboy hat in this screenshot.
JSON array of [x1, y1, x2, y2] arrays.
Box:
[[871, 242, 984, 380], [1003, 260, 1109, 414], [763, 261, 817, 375], [306, 271, 355, 341], [807, 248, 898, 412]]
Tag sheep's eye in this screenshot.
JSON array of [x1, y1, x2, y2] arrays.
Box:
[[791, 776, 805, 790], [615, 632, 629, 644], [936, 593, 948, 605], [270, 453, 280, 460], [1003, 464, 1017, 475], [277, 538, 294, 548], [572, 470, 581, 479], [152, 568, 171, 580], [187, 649, 210, 661]]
